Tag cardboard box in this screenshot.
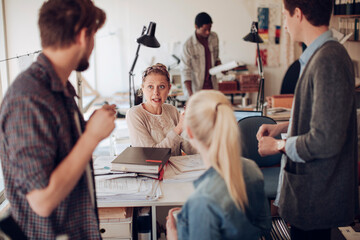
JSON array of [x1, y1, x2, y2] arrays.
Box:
[[99, 207, 133, 239], [271, 94, 294, 108], [236, 74, 259, 92], [218, 81, 238, 91], [99, 207, 129, 220]]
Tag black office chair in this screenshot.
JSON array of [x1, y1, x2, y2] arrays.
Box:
[[280, 60, 300, 94], [238, 116, 282, 199]]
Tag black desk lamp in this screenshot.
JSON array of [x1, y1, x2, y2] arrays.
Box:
[[129, 22, 160, 107], [243, 21, 265, 111]]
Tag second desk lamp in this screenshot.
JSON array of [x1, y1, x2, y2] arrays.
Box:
[[243, 21, 265, 112]]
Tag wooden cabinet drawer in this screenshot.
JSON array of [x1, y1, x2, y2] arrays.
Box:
[[99, 221, 132, 239]]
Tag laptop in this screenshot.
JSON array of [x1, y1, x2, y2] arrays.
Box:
[[234, 110, 262, 122]]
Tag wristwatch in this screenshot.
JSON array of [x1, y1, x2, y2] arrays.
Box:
[[277, 139, 286, 153]]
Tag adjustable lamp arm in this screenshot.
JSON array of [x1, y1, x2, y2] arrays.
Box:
[[256, 42, 264, 78], [129, 26, 146, 76], [129, 26, 147, 108], [128, 22, 160, 108]]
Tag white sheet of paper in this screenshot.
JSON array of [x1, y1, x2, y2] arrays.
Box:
[[168, 154, 205, 172]]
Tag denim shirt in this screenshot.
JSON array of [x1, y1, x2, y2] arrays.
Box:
[[176, 158, 271, 240]]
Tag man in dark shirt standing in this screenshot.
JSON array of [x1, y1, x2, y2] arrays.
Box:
[[0, 0, 116, 238], [180, 12, 222, 97]]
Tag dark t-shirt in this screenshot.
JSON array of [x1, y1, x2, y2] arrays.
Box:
[[196, 34, 213, 89]]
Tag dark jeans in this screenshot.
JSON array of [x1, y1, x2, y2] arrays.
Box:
[[290, 225, 331, 240]]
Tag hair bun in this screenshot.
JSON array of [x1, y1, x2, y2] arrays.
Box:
[[142, 63, 170, 83], [153, 63, 167, 71]]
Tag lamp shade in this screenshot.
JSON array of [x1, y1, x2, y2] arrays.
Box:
[[243, 21, 264, 43], [137, 22, 160, 48]]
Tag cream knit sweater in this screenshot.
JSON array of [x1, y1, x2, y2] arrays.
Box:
[[126, 103, 197, 156]]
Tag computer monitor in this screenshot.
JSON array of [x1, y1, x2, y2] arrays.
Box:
[[234, 110, 262, 122]]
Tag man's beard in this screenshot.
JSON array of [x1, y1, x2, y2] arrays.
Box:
[[76, 55, 89, 72]]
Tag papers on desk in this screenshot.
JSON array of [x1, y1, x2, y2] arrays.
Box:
[[94, 154, 204, 202], [169, 154, 205, 172], [94, 155, 138, 178], [96, 177, 161, 202], [267, 107, 291, 122], [96, 173, 138, 181], [163, 154, 206, 183], [94, 155, 116, 175], [267, 107, 291, 115], [94, 155, 161, 201]]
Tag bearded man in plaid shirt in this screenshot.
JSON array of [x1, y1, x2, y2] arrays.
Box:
[[0, 0, 116, 239]]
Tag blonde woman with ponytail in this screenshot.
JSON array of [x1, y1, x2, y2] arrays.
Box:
[[166, 90, 271, 240]]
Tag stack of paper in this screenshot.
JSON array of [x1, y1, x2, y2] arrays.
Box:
[[96, 177, 161, 202], [163, 154, 206, 183], [94, 155, 138, 178]]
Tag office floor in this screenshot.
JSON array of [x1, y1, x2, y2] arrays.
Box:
[[331, 218, 360, 240], [270, 203, 360, 240]]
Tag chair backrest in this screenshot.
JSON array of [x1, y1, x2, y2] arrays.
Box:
[[0, 210, 27, 239], [233, 110, 262, 122], [238, 116, 282, 167], [280, 60, 300, 94]]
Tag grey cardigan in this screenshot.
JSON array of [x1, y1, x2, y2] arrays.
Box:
[[278, 41, 359, 230]]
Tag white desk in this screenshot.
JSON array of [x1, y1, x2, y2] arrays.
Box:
[[98, 181, 194, 240], [93, 118, 196, 239]]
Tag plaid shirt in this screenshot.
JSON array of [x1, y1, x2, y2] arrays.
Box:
[[0, 54, 101, 239]]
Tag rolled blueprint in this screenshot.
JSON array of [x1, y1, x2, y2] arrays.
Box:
[[209, 61, 241, 75]]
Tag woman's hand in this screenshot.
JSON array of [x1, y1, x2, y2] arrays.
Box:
[[174, 112, 185, 135], [166, 207, 181, 240]]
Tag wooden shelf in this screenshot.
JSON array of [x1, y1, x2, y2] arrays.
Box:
[[220, 90, 257, 94]]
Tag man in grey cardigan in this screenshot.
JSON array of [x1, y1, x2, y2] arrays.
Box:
[[257, 0, 358, 239]]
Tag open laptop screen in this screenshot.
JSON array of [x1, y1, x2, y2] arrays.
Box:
[[234, 110, 262, 122]]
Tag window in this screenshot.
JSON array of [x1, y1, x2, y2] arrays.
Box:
[[0, 0, 9, 98], [0, 162, 4, 205], [0, 0, 7, 207]]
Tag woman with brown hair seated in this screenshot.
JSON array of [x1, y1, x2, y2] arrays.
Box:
[[126, 63, 196, 156]]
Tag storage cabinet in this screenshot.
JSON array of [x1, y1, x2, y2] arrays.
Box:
[[99, 221, 132, 239], [99, 207, 133, 240], [330, 14, 360, 87]]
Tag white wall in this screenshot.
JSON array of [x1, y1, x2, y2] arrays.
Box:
[[3, 0, 42, 84], [1, 0, 289, 98]]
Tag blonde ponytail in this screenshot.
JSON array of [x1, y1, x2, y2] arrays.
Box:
[[185, 90, 248, 211]]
